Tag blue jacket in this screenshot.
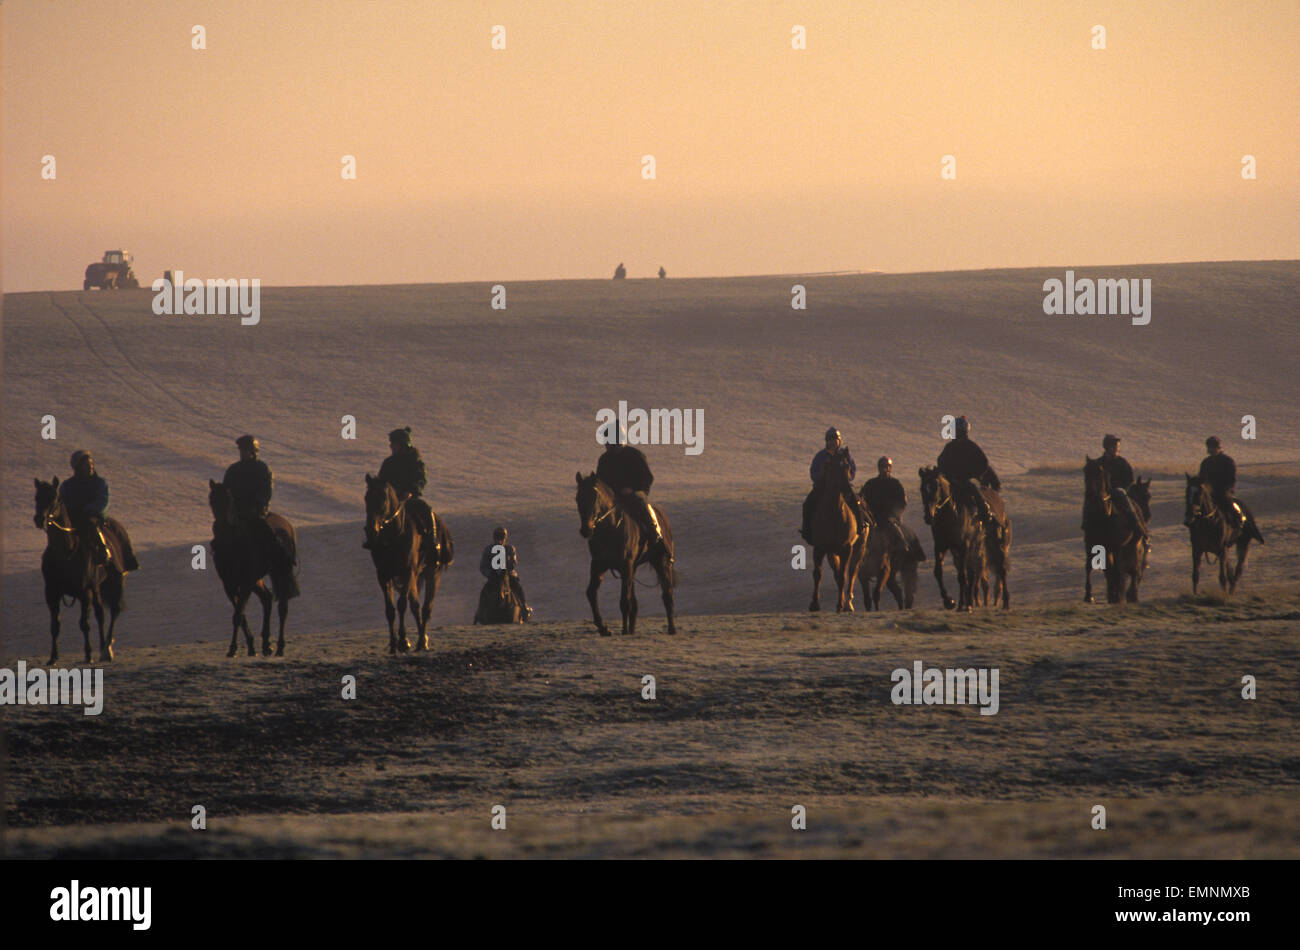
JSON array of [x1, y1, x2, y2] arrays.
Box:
[[811, 448, 856, 484], [59, 474, 109, 519]]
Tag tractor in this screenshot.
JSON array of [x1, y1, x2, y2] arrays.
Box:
[[83, 250, 140, 290]]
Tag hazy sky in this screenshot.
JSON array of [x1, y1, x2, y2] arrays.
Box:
[[4, 0, 1298, 292]]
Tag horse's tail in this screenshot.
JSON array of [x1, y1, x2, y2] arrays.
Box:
[[436, 514, 454, 566]]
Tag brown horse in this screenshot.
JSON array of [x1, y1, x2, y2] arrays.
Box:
[[474, 570, 525, 624], [1082, 459, 1148, 604], [209, 481, 299, 656], [857, 514, 924, 610], [575, 473, 677, 636], [1184, 475, 1259, 595], [809, 451, 867, 612], [977, 514, 1012, 608], [364, 475, 452, 653], [918, 466, 986, 611], [34, 477, 128, 663]]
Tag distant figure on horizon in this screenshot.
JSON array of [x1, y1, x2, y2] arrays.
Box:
[[658, 266, 666, 278], [613, 262, 626, 279]]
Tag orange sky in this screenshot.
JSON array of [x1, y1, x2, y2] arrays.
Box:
[[4, 0, 1298, 291]]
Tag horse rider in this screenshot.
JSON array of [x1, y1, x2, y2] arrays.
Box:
[[861, 455, 909, 546], [1191, 435, 1246, 533], [59, 449, 140, 571], [936, 415, 1000, 526], [479, 526, 533, 620], [1084, 434, 1150, 544], [596, 421, 672, 563], [800, 427, 873, 543], [223, 435, 294, 571], [366, 426, 440, 560]]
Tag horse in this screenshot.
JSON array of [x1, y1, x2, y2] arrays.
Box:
[[807, 451, 867, 612], [474, 570, 525, 624], [1184, 475, 1260, 595], [34, 477, 127, 663], [978, 515, 1012, 608], [857, 516, 924, 610], [918, 467, 987, 611], [575, 472, 677, 636], [364, 475, 452, 653], [208, 480, 299, 657], [1082, 459, 1148, 604]]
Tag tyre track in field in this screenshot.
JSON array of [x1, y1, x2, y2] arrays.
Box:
[[70, 294, 236, 445]]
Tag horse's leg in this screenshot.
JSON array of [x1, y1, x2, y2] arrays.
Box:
[[275, 594, 289, 656], [227, 591, 241, 657], [253, 581, 274, 655], [381, 579, 399, 654], [415, 569, 437, 651], [79, 596, 93, 663], [1190, 538, 1200, 594], [1218, 541, 1230, 592], [394, 578, 411, 653], [810, 548, 824, 612], [587, 562, 611, 637], [46, 586, 62, 665], [1230, 540, 1250, 594], [91, 589, 108, 661], [1000, 559, 1010, 609], [886, 569, 904, 610], [656, 559, 677, 635], [933, 546, 955, 610], [619, 562, 635, 635], [237, 589, 257, 656]]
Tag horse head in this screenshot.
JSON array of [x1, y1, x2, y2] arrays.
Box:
[[575, 471, 613, 538], [364, 474, 403, 541], [1185, 474, 1214, 523], [819, 449, 853, 493], [1129, 476, 1152, 522], [34, 476, 64, 531], [1083, 456, 1112, 515], [918, 466, 948, 525], [208, 479, 238, 526]]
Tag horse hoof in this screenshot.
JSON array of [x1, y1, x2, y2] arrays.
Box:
[[227, 648, 237, 658], [100, 649, 113, 662], [262, 648, 272, 657], [84, 652, 92, 664], [809, 602, 820, 612], [49, 653, 58, 665], [247, 649, 256, 657], [276, 647, 285, 657], [1084, 595, 1094, 604]]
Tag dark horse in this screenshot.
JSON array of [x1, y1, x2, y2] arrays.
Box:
[[575, 472, 677, 636], [364, 475, 453, 653], [1082, 458, 1149, 604], [1185, 475, 1261, 595], [34, 477, 128, 663], [208, 481, 299, 657], [474, 570, 525, 624], [857, 516, 924, 611], [809, 451, 867, 612], [918, 466, 987, 611]]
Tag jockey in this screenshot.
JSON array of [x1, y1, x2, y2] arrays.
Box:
[[367, 426, 439, 559], [596, 421, 672, 563], [861, 455, 909, 546], [479, 526, 533, 620], [800, 427, 872, 542], [936, 416, 1000, 526], [1192, 435, 1244, 531], [223, 435, 294, 571], [59, 449, 140, 570], [1084, 434, 1149, 543]]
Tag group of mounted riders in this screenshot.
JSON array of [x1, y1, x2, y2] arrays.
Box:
[[34, 413, 1264, 661]]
